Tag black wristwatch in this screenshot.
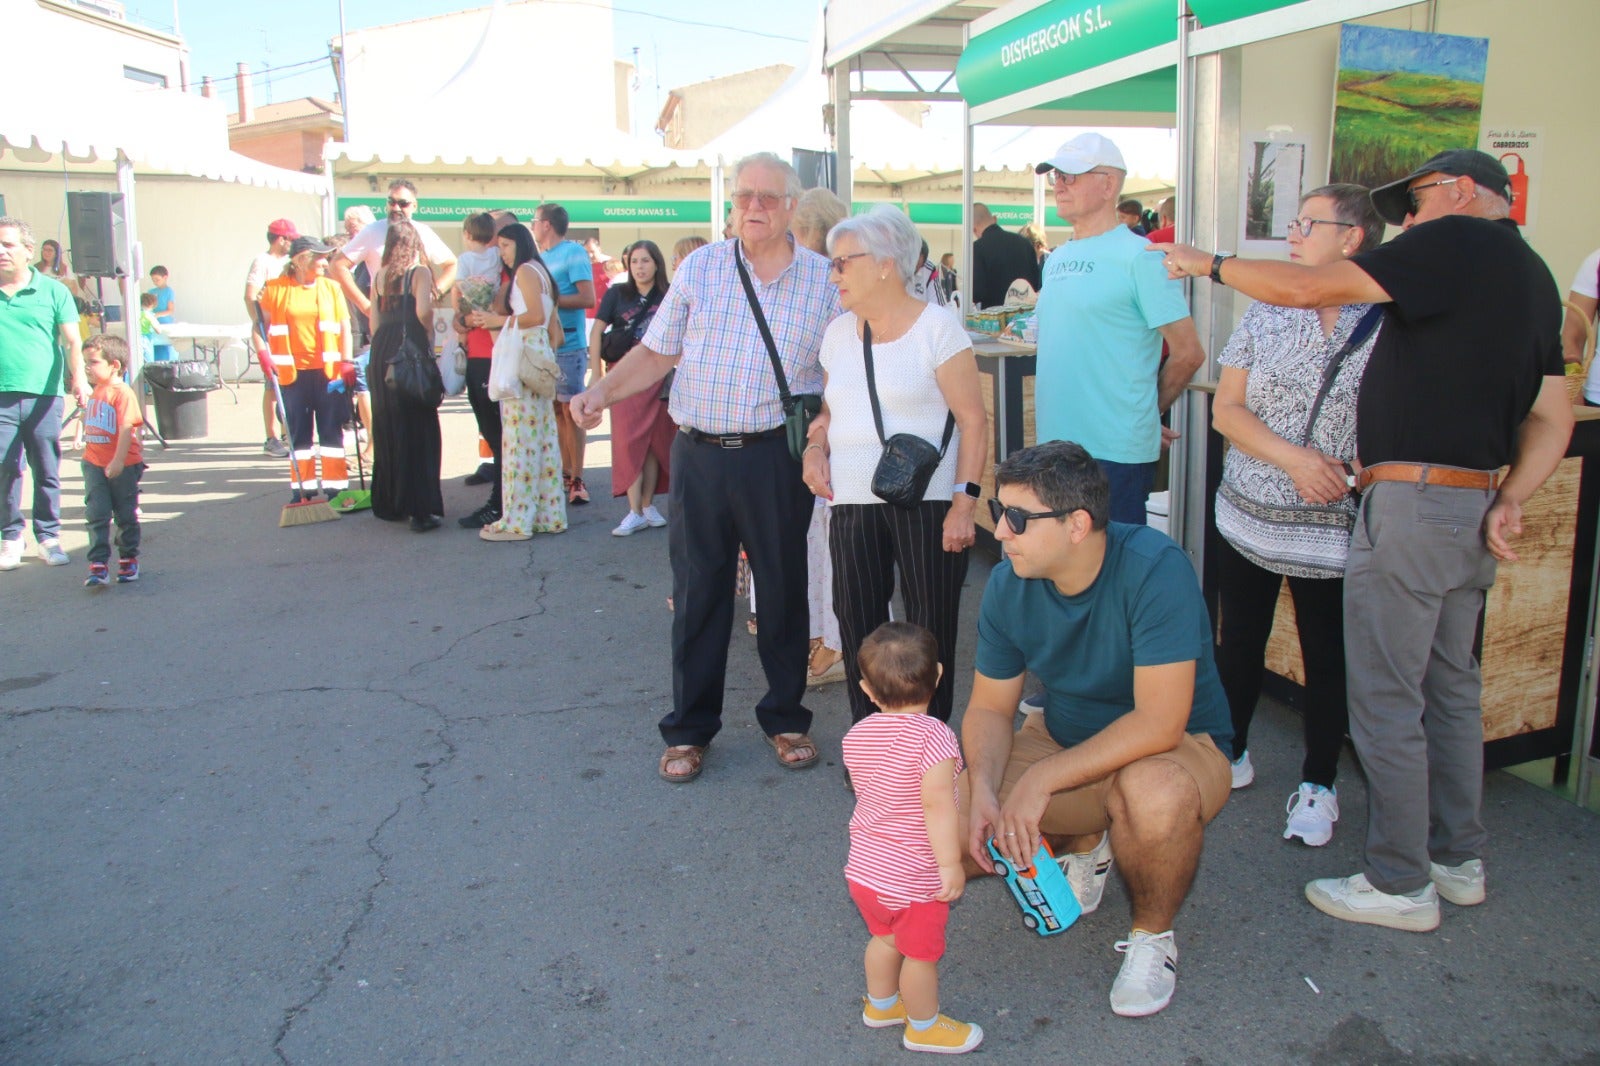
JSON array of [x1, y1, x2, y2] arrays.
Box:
[[954, 481, 981, 499], [1210, 252, 1237, 285]]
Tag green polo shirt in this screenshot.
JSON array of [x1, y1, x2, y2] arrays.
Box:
[[0, 268, 76, 395]]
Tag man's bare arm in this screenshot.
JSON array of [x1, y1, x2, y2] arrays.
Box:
[[328, 252, 370, 317], [1155, 317, 1205, 412]]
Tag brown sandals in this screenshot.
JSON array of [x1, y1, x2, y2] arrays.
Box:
[[768, 732, 819, 770], [658, 745, 706, 783]]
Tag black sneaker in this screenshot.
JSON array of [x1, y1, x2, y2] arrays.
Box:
[[457, 503, 501, 529], [463, 463, 496, 487]]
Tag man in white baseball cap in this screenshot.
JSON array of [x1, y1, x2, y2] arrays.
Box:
[[1031, 132, 1205, 524]]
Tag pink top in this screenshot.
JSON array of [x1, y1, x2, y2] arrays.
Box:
[[842, 713, 963, 907]]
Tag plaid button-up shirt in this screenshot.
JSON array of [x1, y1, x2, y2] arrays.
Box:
[[645, 237, 841, 435]]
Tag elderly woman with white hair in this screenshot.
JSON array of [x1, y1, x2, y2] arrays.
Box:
[[802, 205, 988, 726]]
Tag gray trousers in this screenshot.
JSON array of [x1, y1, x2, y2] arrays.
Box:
[[1343, 481, 1497, 895]]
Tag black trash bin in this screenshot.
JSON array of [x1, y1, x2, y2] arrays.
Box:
[[143, 360, 220, 440]]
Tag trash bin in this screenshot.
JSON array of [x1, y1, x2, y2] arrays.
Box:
[[143, 360, 220, 440]]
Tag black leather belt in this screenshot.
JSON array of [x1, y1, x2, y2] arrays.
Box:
[[679, 426, 784, 449]]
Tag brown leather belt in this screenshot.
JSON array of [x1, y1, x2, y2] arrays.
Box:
[[1356, 463, 1501, 492], [679, 425, 784, 449]]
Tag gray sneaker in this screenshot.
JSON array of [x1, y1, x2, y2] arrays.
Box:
[[36, 538, 70, 566], [1058, 831, 1114, 914], [1429, 859, 1486, 906], [1110, 930, 1178, 1017], [1305, 873, 1440, 932], [264, 437, 290, 458]]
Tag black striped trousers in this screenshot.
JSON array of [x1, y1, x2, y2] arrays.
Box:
[[829, 500, 970, 722]]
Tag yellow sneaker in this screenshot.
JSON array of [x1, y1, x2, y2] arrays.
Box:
[[903, 1014, 983, 1054], [861, 995, 906, 1029]]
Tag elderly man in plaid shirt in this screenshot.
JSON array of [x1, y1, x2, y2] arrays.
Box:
[[571, 152, 842, 784]]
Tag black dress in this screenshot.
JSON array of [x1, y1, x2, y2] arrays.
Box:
[[369, 276, 444, 522]]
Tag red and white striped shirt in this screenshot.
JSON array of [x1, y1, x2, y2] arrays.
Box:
[[843, 713, 964, 907]]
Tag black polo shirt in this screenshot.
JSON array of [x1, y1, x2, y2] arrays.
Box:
[[1351, 215, 1563, 470], [972, 224, 1042, 309]]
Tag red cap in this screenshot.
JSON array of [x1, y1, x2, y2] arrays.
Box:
[[267, 218, 300, 239]]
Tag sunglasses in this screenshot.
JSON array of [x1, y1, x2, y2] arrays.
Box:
[[731, 191, 791, 210], [1405, 177, 1460, 213], [387, 198, 415, 208], [988, 498, 1075, 535]]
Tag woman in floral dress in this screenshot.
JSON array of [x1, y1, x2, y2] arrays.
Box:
[[464, 225, 565, 541]]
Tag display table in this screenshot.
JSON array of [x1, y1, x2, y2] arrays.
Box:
[[1196, 383, 1600, 772], [161, 323, 251, 402]]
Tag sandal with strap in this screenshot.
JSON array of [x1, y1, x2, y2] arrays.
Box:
[[658, 744, 706, 783], [768, 732, 819, 771]]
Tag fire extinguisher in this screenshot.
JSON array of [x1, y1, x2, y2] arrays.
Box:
[[1499, 153, 1529, 226]]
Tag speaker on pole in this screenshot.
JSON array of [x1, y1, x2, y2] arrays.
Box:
[[67, 191, 130, 278]]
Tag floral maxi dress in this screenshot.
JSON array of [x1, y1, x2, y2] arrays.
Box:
[[483, 267, 566, 537]]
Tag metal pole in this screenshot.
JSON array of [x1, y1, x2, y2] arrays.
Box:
[[832, 63, 853, 207], [336, 0, 351, 143], [1169, 0, 1198, 555]]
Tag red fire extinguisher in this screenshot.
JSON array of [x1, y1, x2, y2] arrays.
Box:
[[1499, 153, 1529, 226]]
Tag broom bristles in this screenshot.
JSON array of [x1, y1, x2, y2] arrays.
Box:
[[279, 498, 341, 527]]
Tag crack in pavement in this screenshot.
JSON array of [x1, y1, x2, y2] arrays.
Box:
[[402, 572, 552, 679], [0, 685, 372, 723]]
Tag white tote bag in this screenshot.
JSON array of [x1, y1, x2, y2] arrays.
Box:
[[487, 320, 525, 402]]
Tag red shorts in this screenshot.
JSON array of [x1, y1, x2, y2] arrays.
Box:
[[847, 880, 948, 962]]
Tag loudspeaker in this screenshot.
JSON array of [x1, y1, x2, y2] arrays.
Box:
[[67, 191, 129, 278]]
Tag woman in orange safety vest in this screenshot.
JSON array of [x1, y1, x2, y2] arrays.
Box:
[[258, 236, 352, 499]]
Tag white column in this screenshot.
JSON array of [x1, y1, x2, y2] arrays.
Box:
[[831, 63, 853, 206]]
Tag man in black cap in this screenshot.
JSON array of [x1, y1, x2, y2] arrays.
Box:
[[1151, 149, 1572, 933]]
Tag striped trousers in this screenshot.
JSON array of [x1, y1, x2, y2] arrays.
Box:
[[829, 500, 969, 722]]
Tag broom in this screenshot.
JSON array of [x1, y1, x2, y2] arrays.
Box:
[[269, 366, 340, 527], [328, 363, 371, 513]]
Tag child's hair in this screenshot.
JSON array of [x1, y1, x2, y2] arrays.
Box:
[[464, 211, 496, 244], [140, 292, 157, 308], [150, 265, 168, 278], [857, 622, 940, 709], [85, 333, 128, 368]]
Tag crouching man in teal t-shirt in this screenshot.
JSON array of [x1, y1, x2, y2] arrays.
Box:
[[961, 440, 1233, 1019]]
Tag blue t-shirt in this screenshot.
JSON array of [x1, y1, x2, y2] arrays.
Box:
[[1033, 227, 1189, 464], [149, 284, 175, 324], [541, 240, 591, 355], [975, 523, 1232, 757]]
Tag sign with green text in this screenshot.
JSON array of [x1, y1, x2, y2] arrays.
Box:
[[336, 198, 712, 226]]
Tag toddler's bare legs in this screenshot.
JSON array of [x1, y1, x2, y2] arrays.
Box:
[[865, 935, 939, 1020]]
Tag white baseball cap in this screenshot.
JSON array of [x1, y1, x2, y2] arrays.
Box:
[[1034, 132, 1127, 176]]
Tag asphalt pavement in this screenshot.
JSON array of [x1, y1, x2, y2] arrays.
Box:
[[3, 382, 1600, 1064]]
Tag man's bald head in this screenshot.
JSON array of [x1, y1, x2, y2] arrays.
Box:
[[973, 203, 996, 237]]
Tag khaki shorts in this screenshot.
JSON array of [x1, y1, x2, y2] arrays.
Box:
[[998, 715, 1231, 837]]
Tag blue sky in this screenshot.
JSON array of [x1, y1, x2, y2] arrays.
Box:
[[123, 0, 817, 108]]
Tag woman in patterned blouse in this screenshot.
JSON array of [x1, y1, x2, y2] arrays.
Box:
[[1210, 184, 1385, 848]]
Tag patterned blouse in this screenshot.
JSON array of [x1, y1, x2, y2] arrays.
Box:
[[1215, 301, 1380, 579]]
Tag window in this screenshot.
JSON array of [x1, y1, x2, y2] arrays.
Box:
[[123, 66, 167, 88]]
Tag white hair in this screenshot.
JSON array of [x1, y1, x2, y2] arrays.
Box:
[[826, 204, 921, 283], [1471, 184, 1511, 219], [731, 152, 803, 201], [344, 204, 375, 226]]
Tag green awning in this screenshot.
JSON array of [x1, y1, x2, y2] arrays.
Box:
[[336, 197, 713, 225]]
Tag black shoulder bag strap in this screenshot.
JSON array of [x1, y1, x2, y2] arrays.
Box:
[[1300, 304, 1383, 445], [733, 243, 792, 401], [863, 322, 955, 454]]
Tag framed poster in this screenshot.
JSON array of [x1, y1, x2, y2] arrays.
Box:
[[1240, 135, 1307, 253]]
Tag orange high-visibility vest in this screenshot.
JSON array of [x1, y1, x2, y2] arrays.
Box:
[[259, 275, 345, 386]]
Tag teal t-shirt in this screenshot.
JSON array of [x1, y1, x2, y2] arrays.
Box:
[[974, 523, 1233, 757], [0, 269, 76, 395], [1033, 227, 1190, 464], [541, 239, 591, 355]]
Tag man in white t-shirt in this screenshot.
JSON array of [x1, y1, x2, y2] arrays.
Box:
[[328, 179, 458, 321], [1565, 246, 1600, 402], [244, 218, 297, 457]]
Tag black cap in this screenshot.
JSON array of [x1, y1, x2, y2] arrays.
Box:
[[1369, 149, 1513, 225], [289, 235, 333, 258]]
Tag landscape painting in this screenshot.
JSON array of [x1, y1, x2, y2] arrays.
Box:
[[1330, 25, 1489, 191]]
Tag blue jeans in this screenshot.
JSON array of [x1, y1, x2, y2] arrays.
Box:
[[0, 392, 64, 543], [83, 460, 144, 564], [1098, 458, 1155, 525]]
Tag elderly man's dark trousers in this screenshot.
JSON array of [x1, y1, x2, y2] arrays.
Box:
[[661, 432, 813, 747]]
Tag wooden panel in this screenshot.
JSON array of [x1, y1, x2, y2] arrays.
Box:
[[1480, 456, 1581, 741], [1262, 581, 1304, 686]]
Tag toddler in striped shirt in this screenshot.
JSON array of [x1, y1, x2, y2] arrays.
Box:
[[842, 622, 982, 1055]]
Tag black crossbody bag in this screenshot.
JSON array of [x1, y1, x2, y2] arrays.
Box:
[[734, 246, 820, 461], [863, 322, 954, 509]]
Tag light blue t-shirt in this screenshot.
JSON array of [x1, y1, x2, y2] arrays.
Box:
[[975, 523, 1233, 757], [541, 239, 591, 354], [1033, 227, 1190, 464]]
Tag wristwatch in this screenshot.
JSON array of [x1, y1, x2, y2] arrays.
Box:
[[1210, 252, 1237, 285], [954, 481, 981, 500]]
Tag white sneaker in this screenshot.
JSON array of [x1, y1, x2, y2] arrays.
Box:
[[1110, 930, 1177, 1017], [1057, 831, 1113, 915], [641, 505, 667, 528], [1018, 692, 1045, 716], [1305, 873, 1440, 932], [0, 538, 22, 571], [611, 512, 649, 537], [1283, 783, 1339, 847], [1231, 750, 1255, 789], [1429, 858, 1486, 906], [36, 538, 70, 566]]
